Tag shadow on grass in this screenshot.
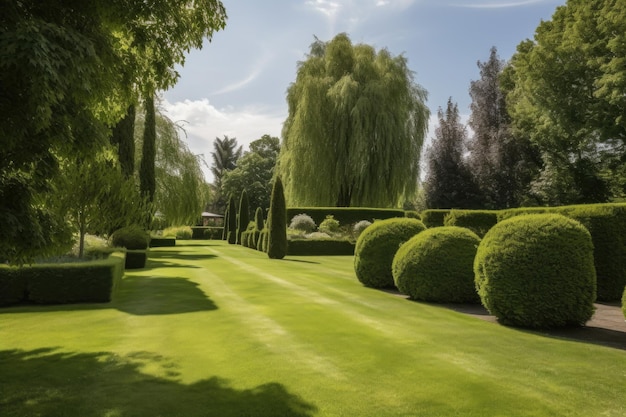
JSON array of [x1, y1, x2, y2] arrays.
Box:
[[282, 259, 321, 265], [0, 348, 318, 417]]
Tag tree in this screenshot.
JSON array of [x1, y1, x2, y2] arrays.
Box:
[[278, 33, 430, 207], [0, 0, 227, 263], [467, 47, 540, 209], [226, 195, 237, 244], [222, 135, 280, 211], [110, 105, 136, 179], [139, 94, 157, 206], [504, 0, 625, 203], [210, 135, 242, 213], [267, 177, 287, 259], [424, 98, 480, 209], [237, 190, 250, 245]]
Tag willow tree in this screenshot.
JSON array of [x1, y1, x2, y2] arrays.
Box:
[[278, 33, 429, 207]]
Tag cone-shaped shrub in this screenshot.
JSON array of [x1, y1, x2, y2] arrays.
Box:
[[474, 213, 596, 328], [255, 207, 264, 231], [222, 208, 229, 240], [237, 190, 249, 245], [393, 226, 481, 303], [267, 176, 287, 259], [354, 218, 426, 288], [226, 195, 237, 244]]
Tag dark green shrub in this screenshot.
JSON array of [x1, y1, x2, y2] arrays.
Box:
[[474, 214, 596, 328], [420, 209, 451, 228], [237, 190, 249, 245], [0, 267, 27, 306], [255, 207, 264, 231], [110, 225, 149, 250], [149, 237, 176, 247], [125, 250, 147, 269], [287, 239, 355, 256], [267, 177, 287, 259], [190, 226, 223, 239], [289, 213, 317, 233], [222, 208, 229, 240], [354, 218, 426, 288], [500, 203, 626, 301], [227, 195, 237, 244], [258, 229, 269, 253], [404, 210, 421, 219], [444, 209, 499, 237], [286, 207, 405, 226], [392, 227, 480, 303]]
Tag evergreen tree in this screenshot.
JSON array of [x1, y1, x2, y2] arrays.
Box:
[[111, 105, 136, 179], [237, 190, 249, 245], [424, 98, 480, 209], [226, 195, 237, 244], [139, 94, 156, 204], [267, 177, 287, 259], [210, 135, 243, 213]]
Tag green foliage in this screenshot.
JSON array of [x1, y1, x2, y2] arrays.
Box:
[[420, 209, 451, 228], [125, 250, 148, 269], [286, 207, 405, 226], [444, 210, 499, 238], [149, 237, 176, 248], [279, 33, 430, 207], [474, 214, 596, 328], [287, 239, 355, 256], [139, 94, 157, 206], [110, 104, 136, 179], [354, 218, 426, 288], [236, 190, 250, 245], [258, 229, 269, 253], [0, 252, 125, 305], [319, 215, 340, 235], [110, 226, 149, 250], [352, 220, 372, 238], [289, 214, 317, 233], [210, 136, 243, 213], [226, 195, 237, 244], [255, 207, 265, 231], [393, 227, 480, 303], [188, 227, 223, 240], [404, 211, 421, 219], [267, 177, 287, 259], [222, 209, 229, 240], [500, 203, 626, 301]]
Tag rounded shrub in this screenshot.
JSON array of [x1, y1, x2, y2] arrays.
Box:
[[354, 217, 426, 288], [289, 213, 317, 233], [392, 226, 481, 303], [319, 215, 340, 235], [474, 213, 596, 328], [353, 220, 372, 238], [110, 225, 149, 250]]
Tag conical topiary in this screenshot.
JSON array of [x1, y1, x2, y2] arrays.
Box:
[[267, 176, 287, 259], [227, 195, 237, 244], [237, 190, 249, 245]]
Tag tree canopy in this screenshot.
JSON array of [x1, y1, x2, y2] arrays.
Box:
[[278, 33, 430, 207], [210, 135, 243, 213]]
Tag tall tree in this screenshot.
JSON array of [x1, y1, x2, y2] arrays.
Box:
[[504, 0, 624, 204], [139, 94, 157, 205], [0, 0, 226, 263], [110, 105, 136, 179], [226, 195, 237, 244], [278, 33, 430, 207], [424, 98, 480, 209], [468, 47, 540, 209], [222, 135, 280, 211], [267, 177, 287, 260], [210, 135, 242, 213], [237, 190, 250, 245]]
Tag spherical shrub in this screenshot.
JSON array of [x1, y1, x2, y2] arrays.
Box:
[[111, 225, 149, 250], [319, 215, 340, 235], [392, 226, 481, 303], [289, 213, 317, 233], [354, 218, 426, 288], [474, 213, 596, 328], [353, 220, 372, 238]]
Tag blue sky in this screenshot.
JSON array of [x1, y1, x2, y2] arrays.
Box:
[[162, 0, 566, 181]]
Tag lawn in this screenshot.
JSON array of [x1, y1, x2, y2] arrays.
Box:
[[1, 240, 624, 416]]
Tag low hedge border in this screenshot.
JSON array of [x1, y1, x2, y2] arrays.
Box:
[[191, 226, 224, 240], [149, 237, 176, 248], [420, 209, 451, 228], [287, 239, 355, 256], [125, 250, 148, 269], [287, 207, 406, 227], [0, 252, 125, 306], [444, 209, 500, 238]]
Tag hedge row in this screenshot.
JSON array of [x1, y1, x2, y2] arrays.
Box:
[[443, 210, 499, 238], [287, 207, 406, 227], [287, 239, 355, 256], [0, 252, 125, 306], [191, 226, 223, 240], [149, 237, 176, 247]]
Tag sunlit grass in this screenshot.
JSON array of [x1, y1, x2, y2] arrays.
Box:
[[1, 240, 624, 416]]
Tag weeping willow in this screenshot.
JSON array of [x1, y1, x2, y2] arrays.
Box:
[[278, 33, 430, 207]]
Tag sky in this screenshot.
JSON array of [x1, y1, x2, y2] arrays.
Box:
[[162, 0, 566, 181]]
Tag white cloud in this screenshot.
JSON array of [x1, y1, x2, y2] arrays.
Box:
[[162, 98, 285, 182]]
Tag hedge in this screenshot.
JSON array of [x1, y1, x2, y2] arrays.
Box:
[[149, 237, 176, 247], [444, 209, 500, 237], [191, 226, 223, 240], [474, 214, 596, 328], [500, 203, 626, 301], [419, 209, 451, 228], [125, 250, 147, 269], [287, 207, 405, 227], [287, 239, 355, 256], [0, 252, 125, 305]]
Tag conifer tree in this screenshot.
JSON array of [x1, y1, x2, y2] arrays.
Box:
[[237, 190, 249, 245], [267, 177, 287, 259]]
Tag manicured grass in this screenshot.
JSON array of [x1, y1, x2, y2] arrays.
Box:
[[1, 240, 624, 416]]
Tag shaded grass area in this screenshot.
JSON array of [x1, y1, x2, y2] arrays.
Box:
[[1, 241, 625, 416]]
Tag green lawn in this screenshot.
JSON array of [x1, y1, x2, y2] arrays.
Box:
[[1, 240, 624, 416]]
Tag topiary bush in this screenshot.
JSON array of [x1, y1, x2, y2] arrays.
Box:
[[353, 220, 372, 238], [354, 218, 426, 288], [110, 225, 149, 250], [237, 190, 249, 245], [267, 176, 287, 259], [392, 226, 481, 303], [319, 215, 341, 235], [289, 213, 317, 234], [474, 213, 596, 329], [226, 195, 237, 244]]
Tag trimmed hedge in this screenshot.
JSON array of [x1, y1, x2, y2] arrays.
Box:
[[111, 225, 149, 250], [393, 227, 481, 303], [287, 239, 355, 256], [0, 252, 125, 305], [500, 203, 626, 301], [354, 218, 427, 288], [149, 237, 176, 247], [237, 190, 250, 245], [474, 214, 596, 328], [420, 209, 451, 228], [267, 177, 287, 259], [125, 250, 147, 269], [286, 207, 405, 227], [191, 226, 223, 240], [444, 209, 499, 238]]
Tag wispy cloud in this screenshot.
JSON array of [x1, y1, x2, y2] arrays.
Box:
[[211, 51, 273, 96], [453, 0, 547, 9]]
